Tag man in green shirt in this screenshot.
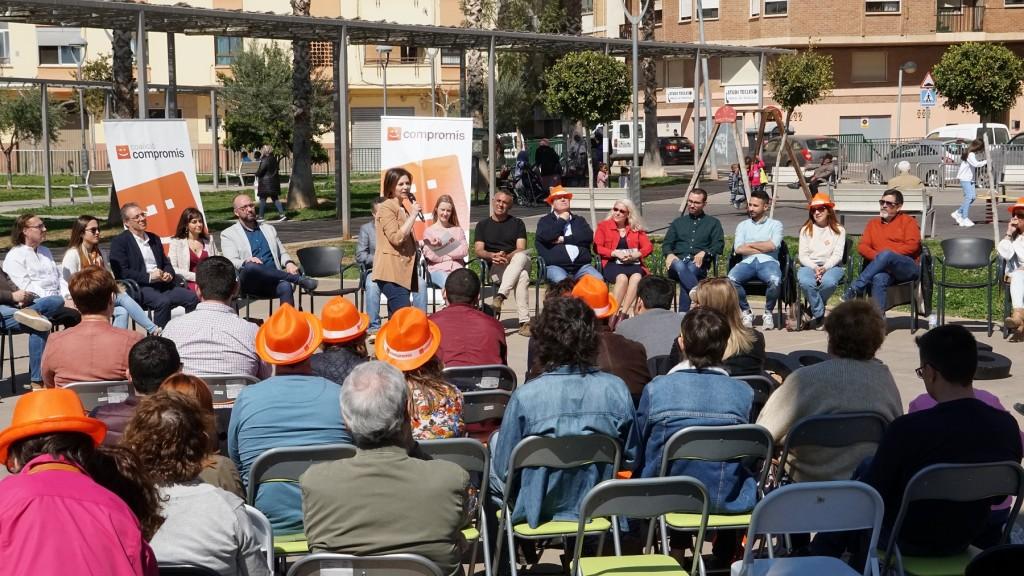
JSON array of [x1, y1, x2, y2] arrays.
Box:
[[663, 188, 725, 311]]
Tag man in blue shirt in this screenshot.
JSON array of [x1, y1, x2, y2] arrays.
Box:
[[728, 188, 784, 330]]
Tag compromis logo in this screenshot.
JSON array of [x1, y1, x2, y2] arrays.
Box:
[[119, 144, 187, 161], [386, 127, 402, 141], [116, 145, 131, 160]]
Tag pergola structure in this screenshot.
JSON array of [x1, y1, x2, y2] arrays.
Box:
[[0, 0, 791, 236]]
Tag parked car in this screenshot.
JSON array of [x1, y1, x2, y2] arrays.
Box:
[[604, 120, 646, 162], [658, 136, 694, 165], [866, 138, 965, 187], [760, 135, 840, 169], [926, 123, 1010, 145]]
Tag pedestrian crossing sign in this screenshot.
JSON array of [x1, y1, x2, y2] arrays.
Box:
[[920, 88, 937, 108]]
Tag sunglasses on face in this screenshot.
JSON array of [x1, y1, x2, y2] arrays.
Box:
[[611, 207, 629, 214], [85, 227, 100, 234], [811, 206, 828, 213], [878, 200, 900, 208]]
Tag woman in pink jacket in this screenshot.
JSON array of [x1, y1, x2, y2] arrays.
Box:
[[594, 198, 653, 316], [421, 194, 469, 289]]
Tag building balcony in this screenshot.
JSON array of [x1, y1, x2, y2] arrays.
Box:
[[936, 5, 984, 33]]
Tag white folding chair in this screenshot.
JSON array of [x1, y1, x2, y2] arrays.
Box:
[[242, 504, 275, 574]]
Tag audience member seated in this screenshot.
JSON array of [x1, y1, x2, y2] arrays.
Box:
[[161, 373, 245, 498], [663, 189, 724, 312], [41, 266, 144, 388], [797, 194, 848, 329], [375, 307, 464, 439], [430, 268, 507, 367], [727, 189, 784, 330], [534, 186, 601, 283], [0, 389, 159, 575], [356, 196, 386, 333], [220, 193, 317, 307], [571, 275, 651, 403], [169, 207, 219, 293], [62, 214, 159, 335], [842, 189, 921, 314], [887, 160, 924, 189], [109, 202, 199, 327], [229, 304, 352, 535], [310, 296, 369, 385], [757, 300, 903, 482], [615, 275, 684, 359], [474, 190, 531, 335], [422, 194, 468, 289], [91, 335, 182, 446], [999, 197, 1024, 341], [0, 266, 67, 391], [814, 325, 1023, 564], [524, 278, 578, 380], [163, 256, 271, 379], [490, 296, 638, 529], [636, 307, 755, 564], [125, 392, 269, 575], [669, 278, 765, 376], [594, 198, 653, 315], [804, 153, 836, 195], [302, 362, 470, 576]]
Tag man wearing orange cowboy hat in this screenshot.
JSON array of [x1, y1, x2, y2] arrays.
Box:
[[228, 304, 352, 536], [535, 185, 602, 283], [310, 296, 369, 385], [998, 196, 1024, 341]]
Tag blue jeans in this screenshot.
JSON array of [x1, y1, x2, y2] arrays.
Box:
[[112, 291, 158, 334], [0, 295, 64, 383], [363, 271, 381, 330], [850, 249, 920, 312], [545, 264, 602, 284], [728, 259, 782, 313], [959, 180, 976, 220], [797, 266, 846, 320], [258, 196, 285, 219], [428, 269, 450, 290], [668, 258, 709, 312], [377, 279, 427, 316]]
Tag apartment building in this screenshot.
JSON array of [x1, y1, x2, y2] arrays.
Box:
[[0, 0, 465, 170], [586, 0, 1024, 141]]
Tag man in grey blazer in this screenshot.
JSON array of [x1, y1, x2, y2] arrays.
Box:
[[220, 194, 316, 306]]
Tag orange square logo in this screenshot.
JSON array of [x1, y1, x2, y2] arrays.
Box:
[[386, 127, 402, 141], [116, 145, 131, 160]]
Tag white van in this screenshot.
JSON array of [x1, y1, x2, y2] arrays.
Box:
[[926, 123, 1010, 145], [604, 120, 646, 162]]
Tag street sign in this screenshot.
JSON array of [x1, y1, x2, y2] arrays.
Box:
[[920, 88, 937, 108], [921, 72, 935, 88]]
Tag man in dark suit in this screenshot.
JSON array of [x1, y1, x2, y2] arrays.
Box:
[[109, 202, 199, 327]]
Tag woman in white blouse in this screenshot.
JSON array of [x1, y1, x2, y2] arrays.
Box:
[[168, 208, 219, 293], [61, 215, 160, 335], [796, 194, 847, 329], [1000, 197, 1024, 341]]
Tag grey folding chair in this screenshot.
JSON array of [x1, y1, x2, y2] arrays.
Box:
[[732, 481, 885, 576], [493, 435, 622, 576], [242, 504, 275, 575], [64, 380, 133, 411], [442, 364, 517, 392], [658, 425, 773, 545], [419, 438, 493, 576], [881, 461, 1024, 576], [731, 374, 779, 421], [777, 412, 889, 486], [461, 390, 512, 425], [195, 373, 260, 406], [572, 477, 710, 576], [285, 553, 444, 576]]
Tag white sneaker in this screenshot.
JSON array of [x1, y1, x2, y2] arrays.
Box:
[[741, 310, 754, 329], [951, 211, 963, 225], [762, 312, 775, 331], [14, 308, 52, 332], [961, 217, 975, 228]]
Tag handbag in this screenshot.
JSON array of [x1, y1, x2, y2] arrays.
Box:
[[759, 167, 768, 183]]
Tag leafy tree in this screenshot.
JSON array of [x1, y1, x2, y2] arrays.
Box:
[[933, 42, 1024, 124], [0, 90, 68, 190], [80, 53, 112, 119], [543, 51, 631, 221], [495, 74, 533, 134], [765, 48, 835, 126]]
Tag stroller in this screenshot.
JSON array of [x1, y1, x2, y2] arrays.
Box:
[[511, 150, 548, 207]]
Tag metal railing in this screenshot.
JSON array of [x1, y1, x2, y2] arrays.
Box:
[[936, 6, 984, 33]]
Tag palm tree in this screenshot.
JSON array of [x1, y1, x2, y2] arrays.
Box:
[[288, 0, 317, 210], [640, 3, 665, 177], [110, 30, 136, 119], [461, 0, 494, 126]]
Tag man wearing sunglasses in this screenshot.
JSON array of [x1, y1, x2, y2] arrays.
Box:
[[843, 189, 921, 313]]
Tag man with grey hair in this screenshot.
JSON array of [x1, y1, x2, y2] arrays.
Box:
[[888, 160, 924, 189], [300, 361, 471, 576]]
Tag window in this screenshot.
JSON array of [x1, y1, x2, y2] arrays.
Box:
[[1006, 0, 1024, 5], [679, 0, 692, 21], [865, 0, 900, 12], [851, 51, 887, 83], [764, 0, 787, 15], [751, 0, 760, 17], [700, 0, 719, 19], [440, 48, 460, 66], [0, 23, 9, 65], [582, 0, 594, 14], [215, 36, 243, 66], [399, 46, 423, 63], [38, 45, 82, 65]]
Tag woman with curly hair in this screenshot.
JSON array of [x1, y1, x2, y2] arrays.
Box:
[[123, 391, 271, 576]]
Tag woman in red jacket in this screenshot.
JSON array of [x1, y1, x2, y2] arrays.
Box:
[[594, 198, 653, 316]]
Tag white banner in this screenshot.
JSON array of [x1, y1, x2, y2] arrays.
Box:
[[724, 85, 761, 106], [380, 116, 473, 242], [104, 120, 205, 245], [665, 87, 695, 104]]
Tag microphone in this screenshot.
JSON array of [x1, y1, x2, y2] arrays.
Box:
[[407, 191, 426, 221]]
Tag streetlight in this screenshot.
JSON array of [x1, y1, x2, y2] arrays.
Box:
[[619, 0, 650, 214], [69, 40, 89, 180], [895, 60, 918, 141], [376, 45, 393, 116]]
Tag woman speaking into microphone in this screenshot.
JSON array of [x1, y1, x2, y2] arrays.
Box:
[[374, 167, 426, 315]]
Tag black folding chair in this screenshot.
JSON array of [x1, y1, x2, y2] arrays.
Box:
[[776, 412, 889, 487], [285, 553, 444, 576], [727, 242, 795, 328], [296, 246, 360, 312], [442, 364, 517, 392], [934, 238, 996, 336]]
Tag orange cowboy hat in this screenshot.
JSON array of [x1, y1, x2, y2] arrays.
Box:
[[808, 193, 835, 210], [545, 185, 574, 204], [255, 303, 324, 365], [320, 296, 369, 344], [571, 274, 619, 320], [0, 388, 106, 463], [1008, 197, 1024, 215], [375, 307, 442, 372]]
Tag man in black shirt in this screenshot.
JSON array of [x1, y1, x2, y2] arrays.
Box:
[[474, 190, 531, 336], [534, 138, 562, 190]]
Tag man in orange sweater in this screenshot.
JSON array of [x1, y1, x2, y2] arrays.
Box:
[[843, 189, 921, 313]]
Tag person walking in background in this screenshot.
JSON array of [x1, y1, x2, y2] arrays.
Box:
[[747, 154, 766, 194], [255, 144, 287, 222], [421, 194, 468, 290], [954, 139, 986, 228], [168, 207, 219, 293], [1000, 197, 1024, 341], [534, 138, 562, 190], [728, 162, 746, 209], [797, 194, 847, 330]]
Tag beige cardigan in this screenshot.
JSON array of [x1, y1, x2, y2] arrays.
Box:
[[168, 236, 220, 282]]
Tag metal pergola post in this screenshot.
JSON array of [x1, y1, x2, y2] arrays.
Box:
[[166, 32, 178, 118], [488, 35, 496, 210], [41, 81, 52, 207], [137, 10, 147, 119], [337, 26, 350, 236], [622, 0, 649, 213], [210, 89, 219, 188]]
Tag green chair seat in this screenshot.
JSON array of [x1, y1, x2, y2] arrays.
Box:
[[512, 517, 612, 538], [578, 553, 687, 576], [665, 512, 752, 529], [896, 552, 974, 576], [273, 532, 309, 555], [462, 526, 479, 541]]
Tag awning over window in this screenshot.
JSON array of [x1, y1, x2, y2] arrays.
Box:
[[36, 27, 85, 47]]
